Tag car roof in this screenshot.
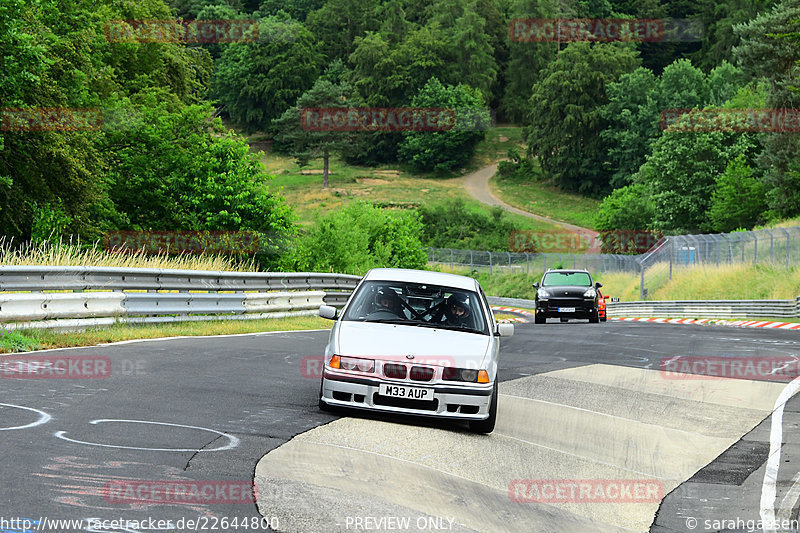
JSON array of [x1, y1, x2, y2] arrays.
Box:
[[363, 268, 480, 292], [544, 269, 591, 274]]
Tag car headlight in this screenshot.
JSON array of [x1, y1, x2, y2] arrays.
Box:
[[339, 356, 375, 373], [583, 288, 596, 298], [538, 288, 550, 298], [443, 367, 487, 382]]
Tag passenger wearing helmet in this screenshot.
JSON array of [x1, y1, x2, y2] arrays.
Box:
[[373, 286, 406, 318], [442, 293, 471, 328]]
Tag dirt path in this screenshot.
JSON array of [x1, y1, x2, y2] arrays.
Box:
[[461, 163, 601, 252]]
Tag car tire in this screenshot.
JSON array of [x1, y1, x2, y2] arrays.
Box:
[[318, 380, 333, 412], [469, 381, 498, 434], [534, 314, 546, 324], [589, 311, 600, 323], [600, 316, 607, 322]]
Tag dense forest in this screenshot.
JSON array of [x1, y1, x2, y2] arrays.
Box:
[[1, 0, 798, 269]]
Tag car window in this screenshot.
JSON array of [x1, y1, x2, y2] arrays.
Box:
[[341, 280, 489, 335], [542, 272, 592, 287]]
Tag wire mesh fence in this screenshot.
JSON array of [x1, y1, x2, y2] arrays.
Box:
[[427, 248, 640, 275], [429, 226, 800, 300], [638, 227, 800, 300]]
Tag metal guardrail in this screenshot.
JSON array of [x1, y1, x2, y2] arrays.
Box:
[[0, 266, 362, 330], [605, 297, 800, 319], [490, 296, 800, 320]]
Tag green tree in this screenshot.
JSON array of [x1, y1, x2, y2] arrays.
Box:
[[214, 16, 324, 132], [635, 111, 758, 233], [600, 67, 659, 189], [501, 0, 557, 123], [273, 64, 363, 188], [305, 0, 381, 62], [527, 42, 639, 194], [734, 0, 800, 218], [105, 99, 294, 240], [397, 78, 489, 173], [708, 156, 768, 232]]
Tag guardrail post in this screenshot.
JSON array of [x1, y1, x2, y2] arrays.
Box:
[[470, 250, 473, 270]]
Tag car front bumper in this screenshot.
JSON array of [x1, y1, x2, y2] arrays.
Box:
[[535, 298, 597, 318], [320, 371, 493, 421]]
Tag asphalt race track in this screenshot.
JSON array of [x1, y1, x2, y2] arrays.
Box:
[[2, 321, 800, 533]]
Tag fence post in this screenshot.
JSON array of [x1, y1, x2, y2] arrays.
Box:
[[753, 234, 758, 265], [470, 250, 474, 270], [525, 253, 529, 274], [769, 230, 774, 263], [489, 252, 493, 274], [450, 248, 454, 269], [639, 261, 645, 301]]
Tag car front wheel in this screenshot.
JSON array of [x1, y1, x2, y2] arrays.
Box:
[[469, 381, 498, 434]]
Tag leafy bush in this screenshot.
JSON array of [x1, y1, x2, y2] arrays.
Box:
[[398, 78, 488, 174], [418, 198, 518, 251], [595, 183, 655, 232], [281, 201, 427, 275]]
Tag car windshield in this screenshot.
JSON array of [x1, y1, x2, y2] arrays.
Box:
[[542, 272, 592, 287], [342, 281, 489, 335]]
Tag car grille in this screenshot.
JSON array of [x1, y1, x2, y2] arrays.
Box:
[[548, 297, 587, 307], [384, 363, 407, 379], [409, 366, 435, 382]]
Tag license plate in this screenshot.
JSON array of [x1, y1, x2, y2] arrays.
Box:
[[379, 384, 433, 401], [558, 307, 576, 313]]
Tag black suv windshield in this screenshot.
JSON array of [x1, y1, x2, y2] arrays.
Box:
[[542, 272, 592, 287]]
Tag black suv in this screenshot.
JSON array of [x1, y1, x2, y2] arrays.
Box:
[[532, 269, 602, 324]]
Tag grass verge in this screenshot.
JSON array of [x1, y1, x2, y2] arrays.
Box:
[[491, 168, 601, 230], [0, 316, 330, 353], [0, 239, 254, 271]]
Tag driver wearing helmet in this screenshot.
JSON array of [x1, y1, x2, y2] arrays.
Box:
[[442, 292, 471, 327], [373, 286, 406, 318]]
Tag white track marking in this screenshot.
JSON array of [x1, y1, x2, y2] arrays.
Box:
[[0, 403, 52, 430], [761, 375, 800, 532], [778, 471, 800, 524], [54, 419, 239, 452]]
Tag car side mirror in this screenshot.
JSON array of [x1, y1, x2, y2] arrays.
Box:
[[496, 323, 515, 337], [532, 282, 540, 289], [319, 305, 338, 320], [595, 282, 603, 289]]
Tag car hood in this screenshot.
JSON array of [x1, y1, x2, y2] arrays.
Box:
[[335, 321, 491, 367], [542, 285, 592, 297]]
